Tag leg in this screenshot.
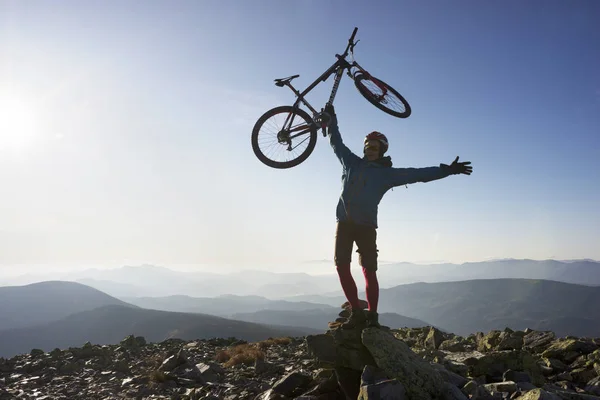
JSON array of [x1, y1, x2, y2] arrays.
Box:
[[355, 225, 379, 313], [334, 221, 360, 309], [362, 266, 379, 312]]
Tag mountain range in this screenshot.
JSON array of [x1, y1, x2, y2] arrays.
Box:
[[0, 304, 322, 358], [122, 294, 434, 331], [283, 278, 600, 338], [2, 259, 598, 299], [0, 281, 321, 358], [1, 267, 599, 358]]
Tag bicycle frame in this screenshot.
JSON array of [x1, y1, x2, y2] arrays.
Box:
[[275, 27, 388, 146], [281, 56, 354, 117]]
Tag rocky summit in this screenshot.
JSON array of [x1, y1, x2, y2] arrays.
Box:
[[1, 301, 600, 399]]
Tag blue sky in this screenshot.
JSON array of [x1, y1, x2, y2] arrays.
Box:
[[0, 0, 598, 273]]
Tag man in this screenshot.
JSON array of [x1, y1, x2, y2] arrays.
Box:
[[323, 102, 472, 329]]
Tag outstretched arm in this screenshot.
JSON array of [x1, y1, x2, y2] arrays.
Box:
[[388, 166, 452, 187], [325, 104, 361, 169], [388, 156, 473, 187]]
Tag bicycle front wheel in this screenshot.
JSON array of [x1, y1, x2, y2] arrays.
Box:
[[354, 73, 411, 118], [251, 105, 318, 169]]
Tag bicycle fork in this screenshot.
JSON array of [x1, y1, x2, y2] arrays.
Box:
[[320, 67, 345, 136]]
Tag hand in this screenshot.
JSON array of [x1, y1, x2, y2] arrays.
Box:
[[441, 156, 472, 175], [320, 102, 337, 127], [323, 102, 335, 117]]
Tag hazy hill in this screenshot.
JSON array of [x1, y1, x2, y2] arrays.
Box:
[[0, 304, 322, 358], [121, 294, 436, 331], [120, 294, 336, 316], [2, 259, 598, 299], [0, 281, 135, 331], [372, 259, 600, 287], [282, 278, 600, 338], [71, 266, 339, 298], [377, 278, 600, 337], [229, 308, 436, 331], [1, 265, 340, 298]]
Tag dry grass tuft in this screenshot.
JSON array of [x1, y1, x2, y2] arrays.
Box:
[[148, 370, 168, 383], [256, 337, 292, 350], [214, 337, 293, 367], [214, 343, 266, 367]]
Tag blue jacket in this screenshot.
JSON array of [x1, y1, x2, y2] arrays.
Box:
[[328, 122, 451, 229]]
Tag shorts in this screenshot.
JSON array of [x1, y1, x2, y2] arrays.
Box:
[[334, 220, 379, 271]]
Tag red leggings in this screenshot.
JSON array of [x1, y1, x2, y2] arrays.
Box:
[[336, 264, 379, 312]]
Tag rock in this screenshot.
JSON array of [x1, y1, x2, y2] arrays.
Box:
[[440, 338, 467, 352], [442, 382, 469, 400], [479, 331, 503, 352], [589, 350, 600, 364], [271, 371, 312, 397], [120, 335, 146, 349], [570, 367, 597, 384], [515, 388, 562, 400], [569, 355, 589, 369], [430, 362, 469, 388], [545, 358, 569, 372], [254, 358, 272, 375], [516, 382, 538, 391], [498, 332, 524, 351], [482, 381, 518, 394], [305, 334, 336, 365], [425, 327, 446, 350], [29, 349, 45, 357], [542, 339, 599, 361], [335, 366, 362, 400], [524, 332, 556, 353], [358, 379, 407, 399], [329, 327, 377, 372], [461, 380, 478, 397], [440, 358, 470, 377], [5, 326, 600, 400], [300, 371, 340, 398], [158, 349, 188, 372], [585, 376, 600, 395], [360, 365, 391, 386], [197, 362, 225, 381], [539, 364, 555, 376], [460, 350, 545, 386], [503, 370, 532, 383], [362, 328, 445, 400], [255, 388, 288, 399]]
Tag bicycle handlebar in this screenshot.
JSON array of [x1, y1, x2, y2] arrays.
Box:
[[349, 27, 358, 44], [342, 27, 359, 57]]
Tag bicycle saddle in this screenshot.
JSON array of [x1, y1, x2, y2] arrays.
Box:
[[274, 74, 300, 87]]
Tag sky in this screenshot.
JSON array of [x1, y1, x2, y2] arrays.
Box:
[[1, 0, 599, 274]]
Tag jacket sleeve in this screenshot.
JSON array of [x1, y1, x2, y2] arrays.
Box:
[[328, 122, 361, 169], [387, 166, 452, 187]]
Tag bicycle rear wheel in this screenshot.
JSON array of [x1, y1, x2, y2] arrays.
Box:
[[354, 73, 411, 118], [251, 105, 317, 169]]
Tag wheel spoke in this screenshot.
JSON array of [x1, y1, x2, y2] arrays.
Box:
[[252, 106, 317, 168], [360, 79, 405, 113]]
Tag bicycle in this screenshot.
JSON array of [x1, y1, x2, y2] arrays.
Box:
[[251, 27, 411, 169]]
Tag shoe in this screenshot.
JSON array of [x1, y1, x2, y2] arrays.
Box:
[[341, 308, 366, 329], [365, 310, 381, 328]]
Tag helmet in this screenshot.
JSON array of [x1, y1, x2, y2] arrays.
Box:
[[364, 131, 389, 154]]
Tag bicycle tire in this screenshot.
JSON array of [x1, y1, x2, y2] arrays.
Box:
[[354, 73, 411, 118], [251, 105, 318, 169]]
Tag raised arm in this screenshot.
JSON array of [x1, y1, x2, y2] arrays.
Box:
[[325, 103, 361, 169]]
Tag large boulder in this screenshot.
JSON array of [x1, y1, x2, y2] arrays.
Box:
[[362, 328, 446, 400]]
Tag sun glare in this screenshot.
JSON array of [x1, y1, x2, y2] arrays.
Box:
[[0, 95, 38, 152]]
